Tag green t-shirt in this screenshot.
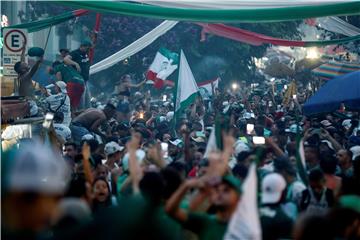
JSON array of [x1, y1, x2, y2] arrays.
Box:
[[116, 194, 182, 240], [54, 64, 84, 85], [182, 213, 228, 240]]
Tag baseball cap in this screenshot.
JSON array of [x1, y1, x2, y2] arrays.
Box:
[[59, 48, 70, 54], [81, 134, 94, 141], [243, 112, 252, 119], [285, 124, 302, 134], [261, 173, 286, 204], [320, 120, 332, 127], [222, 175, 242, 194], [104, 141, 124, 156], [169, 139, 183, 148], [55, 81, 68, 94], [2, 141, 69, 194], [166, 111, 174, 122], [234, 140, 250, 156], [56, 198, 92, 224], [350, 146, 360, 160], [81, 40, 92, 47], [342, 119, 352, 130]]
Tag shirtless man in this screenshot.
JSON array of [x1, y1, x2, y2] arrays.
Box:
[[70, 103, 116, 143], [14, 43, 43, 97]]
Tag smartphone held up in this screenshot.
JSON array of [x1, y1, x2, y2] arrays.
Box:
[[252, 136, 265, 145]]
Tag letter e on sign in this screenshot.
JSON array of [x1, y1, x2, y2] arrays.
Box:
[[4, 29, 27, 52]]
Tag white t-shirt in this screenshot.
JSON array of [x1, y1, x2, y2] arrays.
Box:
[[289, 180, 307, 204], [46, 93, 71, 126]]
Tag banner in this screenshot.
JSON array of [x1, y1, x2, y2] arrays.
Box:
[[90, 20, 178, 75], [199, 23, 360, 47], [4, 9, 88, 33], [59, 1, 360, 23]]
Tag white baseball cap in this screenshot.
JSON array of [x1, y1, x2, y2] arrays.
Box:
[[350, 146, 360, 160], [261, 173, 286, 204], [342, 119, 352, 130], [285, 124, 302, 134], [81, 134, 94, 141], [56, 198, 92, 223], [166, 111, 174, 121], [320, 120, 332, 127], [4, 141, 69, 194], [55, 81, 67, 94], [104, 141, 124, 156]]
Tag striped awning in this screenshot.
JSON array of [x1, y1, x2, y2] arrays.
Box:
[[312, 61, 360, 80]]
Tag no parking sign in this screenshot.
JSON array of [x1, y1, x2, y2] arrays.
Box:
[[3, 28, 28, 76]]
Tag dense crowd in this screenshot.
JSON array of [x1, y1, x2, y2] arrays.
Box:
[[2, 34, 360, 240]]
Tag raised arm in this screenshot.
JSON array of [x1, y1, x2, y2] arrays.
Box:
[[127, 133, 142, 194], [129, 79, 146, 88], [23, 56, 43, 80], [82, 142, 94, 184], [265, 137, 285, 157], [20, 41, 26, 62], [89, 117, 106, 138], [166, 178, 203, 222], [320, 128, 342, 151], [146, 141, 166, 169], [64, 55, 81, 72]]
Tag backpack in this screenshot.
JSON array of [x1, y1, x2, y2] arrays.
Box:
[[48, 95, 66, 123], [299, 188, 334, 212]]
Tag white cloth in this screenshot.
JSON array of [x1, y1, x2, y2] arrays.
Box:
[[175, 50, 199, 112], [224, 163, 262, 240], [45, 93, 71, 126], [90, 20, 178, 75], [317, 16, 360, 37]]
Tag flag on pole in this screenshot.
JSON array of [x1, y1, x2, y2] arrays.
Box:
[[224, 163, 262, 240], [204, 114, 230, 157], [146, 47, 179, 89], [204, 126, 217, 158], [296, 138, 309, 186], [198, 77, 220, 96], [174, 50, 199, 117]]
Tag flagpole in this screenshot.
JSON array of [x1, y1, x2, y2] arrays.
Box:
[[89, 13, 101, 64], [294, 95, 309, 186]]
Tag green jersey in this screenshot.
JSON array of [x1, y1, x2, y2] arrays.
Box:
[[181, 213, 228, 240], [54, 64, 84, 85]]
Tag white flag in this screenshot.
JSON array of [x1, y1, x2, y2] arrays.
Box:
[[175, 50, 199, 113], [204, 126, 217, 158], [198, 77, 220, 96], [147, 48, 178, 81], [224, 163, 262, 240]]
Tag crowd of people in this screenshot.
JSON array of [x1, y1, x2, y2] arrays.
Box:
[[2, 32, 360, 240]]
